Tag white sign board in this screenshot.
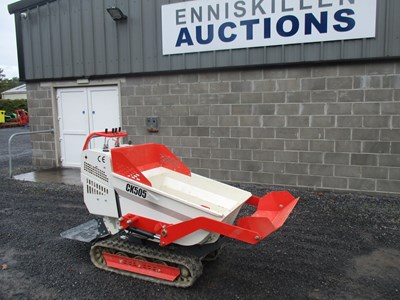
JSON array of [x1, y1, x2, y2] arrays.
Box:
[[162, 0, 377, 55]]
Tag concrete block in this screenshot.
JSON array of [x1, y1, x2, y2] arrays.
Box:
[[231, 171, 252, 183], [310, 140, 334, 152], [276, 79, 300, 91], [218, 93, 240, 104], [301, 78, 326, 91], [361, 167, 388, 179], [263, 92, 286, 103], [299, 152, 323, 163], [210, 127, 230, 137], [379, 155, 400, 167], [240, 138, 262, 150], [190, 106, 210, 116], [349, 178, 376, 191], [210, 170, 231, 181], [199, 73, 218, 82], [325, 128, 351, 140], [210, 105, 231, 115], [352, 129, 380, 141], [191, 168, 210, 177], [287, 91, 311, 103], [172, 127, 190, 136], [298, 175, 322, 187], [351, 154, 378, 166], [380, 129, 400, 141], [152, 85, 169, 95], [127, 96, 144, 106], [241, 70, 263, 80], [322, 177, 348, 189], [179, 74, 198, 83], [395, 90, 400, 101], [179, 117, 198, 126], [354, 76, 383, 89], [300, 104, 325, 115], [327, 103, 352, 115], [381, 103, 400, 115], [219, 71, 241, 81], [327, 77, 353, 90], [171, 106, 189, 116], [274, 174, 297, 185], [179, 95, 199, 105], [250, 149, 274, 162], [231, 127, 251, 138], [263, 116, 285, 127], [261, 139, 284, 150], [287, 116, 310, 127], [275, 151, 298, 163], [335, 141, 361, 153], [190, 127, 210, 137], [377, 180, 400, 193], [335, 165, 361, 177], [231, 149, 253, 160], [300, 128, 324, 139], [393, 117, 400, 129], [252, 104, 275, 115], [189, 83, 209, 94], [240, 116, 262, 127], [310, 164, 334, 176], [220, 159, 240, 170], [287, 67, 311, 78], [209, 82, 230, 94], [219, 116, 239, 126], [392, 142, 400, 154], [231, 81, 253, 93], [252, 128, 275, 139], [285, 140, 309, 151], [200, 137, 219, 148], [252, 173, 274, 184], [135, 86, 152, 96], [311, 116, 335, 127], [263, 69, 287, 79], [366, 62, 395, 75], [389, 168, 400, 180], [160, 75, 179, 84], [365, 90, 393, 102], [192, 148, 211, 158], [262, 161, 285, 173], [363, 116, 390, 128], [362, 142, 390, 154], [241, 161, 262, 171], [276, 128, 299, 139], [285, 163, 309, 175], [200, 159, 220, 169], [241, 93, 263, 104], [338, 90, 364, 103], [325, 153, 350, 165], [253, 80, 276, 92], [337, 116, 362, 128], [220, 138, 239, 149], [199, 94, 219, 105], [210, 149, 230, 159], [232, 105, 252, 115], [312, 65, 338, 77], [311, 91, 337, 103], [339, 64, 366, 76], [276, 104, 300, 115]]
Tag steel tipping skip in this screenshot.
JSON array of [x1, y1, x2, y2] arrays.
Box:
[[61, 129, 299, 287]]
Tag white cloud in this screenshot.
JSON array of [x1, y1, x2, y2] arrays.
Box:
[[0, 0, 19, 79]]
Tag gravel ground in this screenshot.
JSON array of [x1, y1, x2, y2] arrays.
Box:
[[0, 127, 399, 299]]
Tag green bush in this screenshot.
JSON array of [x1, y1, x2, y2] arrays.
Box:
[[0, 99, 28, 114]]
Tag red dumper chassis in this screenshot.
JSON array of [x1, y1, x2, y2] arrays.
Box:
[[61, 129, 299, 287]]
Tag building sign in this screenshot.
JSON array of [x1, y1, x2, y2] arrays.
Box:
[[161, 0, 377, 55]]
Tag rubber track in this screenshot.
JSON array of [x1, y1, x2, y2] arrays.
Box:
[[90, 236, 203, 288]]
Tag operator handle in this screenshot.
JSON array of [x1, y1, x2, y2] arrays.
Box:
[[82, 129, 128, 150]]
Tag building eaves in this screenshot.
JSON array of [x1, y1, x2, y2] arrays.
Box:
[[8, 0, 56, 14]]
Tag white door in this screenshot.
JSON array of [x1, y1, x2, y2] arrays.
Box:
[[57, 86, 120, 167]]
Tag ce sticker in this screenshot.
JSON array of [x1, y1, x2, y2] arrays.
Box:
[[97, 156, 106, 163]]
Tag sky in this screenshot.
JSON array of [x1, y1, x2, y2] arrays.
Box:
[[0, 0, 19, 79]]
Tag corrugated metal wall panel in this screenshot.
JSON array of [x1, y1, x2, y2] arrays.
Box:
[[15, 0, 400, 81]]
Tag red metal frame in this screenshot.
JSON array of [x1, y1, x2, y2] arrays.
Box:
[[102, 252, 180, 281], [119, 191, 299, 246], [82, 131, 128, 151]]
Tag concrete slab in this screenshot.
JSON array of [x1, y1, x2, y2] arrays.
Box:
[[13, 168, 81, 186]]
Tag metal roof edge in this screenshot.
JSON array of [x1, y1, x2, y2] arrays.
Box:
[[8, 0, 56, 14]]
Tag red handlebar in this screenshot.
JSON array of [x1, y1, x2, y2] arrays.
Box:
[[82, 131, 128, 150]]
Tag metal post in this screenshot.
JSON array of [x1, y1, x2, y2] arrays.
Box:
[[8, 129, 54, 178]]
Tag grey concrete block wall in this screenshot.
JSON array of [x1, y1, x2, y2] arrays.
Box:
[[26, 60, 400, 195], [120, 61, 400, 195]]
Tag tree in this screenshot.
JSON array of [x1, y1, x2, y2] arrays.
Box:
[[0, 68, 5, 80]]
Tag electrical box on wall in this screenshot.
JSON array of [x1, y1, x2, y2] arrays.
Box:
[[146, 116, 159, 132]]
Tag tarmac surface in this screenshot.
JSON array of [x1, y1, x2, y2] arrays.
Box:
[[0, 127, 399, 299]]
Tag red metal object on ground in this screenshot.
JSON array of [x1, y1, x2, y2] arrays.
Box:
[[0, 109, 29, 128], [102, 252, 180, 281]]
